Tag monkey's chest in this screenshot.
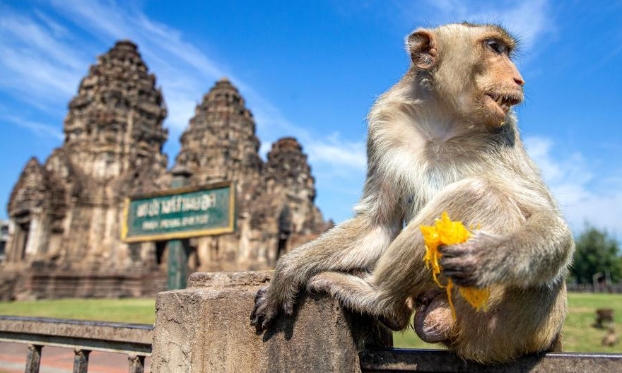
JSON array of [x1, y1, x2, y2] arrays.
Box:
[[400, 161, 479, 221]]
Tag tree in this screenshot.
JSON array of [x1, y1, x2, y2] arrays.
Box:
[[571, 224, 622, 284]]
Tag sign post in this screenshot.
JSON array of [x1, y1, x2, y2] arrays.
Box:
[[122, 166, 236, 290], [167, 166, 192, 290]]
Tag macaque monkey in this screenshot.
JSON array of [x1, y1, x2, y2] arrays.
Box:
[[602, 326, 619, 347], [251, 23, 574, 364]]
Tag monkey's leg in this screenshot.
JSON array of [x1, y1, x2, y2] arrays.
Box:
[[307, 213, 450, 333], [310, 177, 526, 339], [308, 179, 493, 330], [251, 215, 399, 329], [307, 270, 414, 330]]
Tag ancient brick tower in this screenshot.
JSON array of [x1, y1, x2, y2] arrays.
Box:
[[5, 40, 169, 272], [176, 78, 262, 185], [265, 137, 319, 225], [63, 40, 168, 182], [174, 79, 327, 271]]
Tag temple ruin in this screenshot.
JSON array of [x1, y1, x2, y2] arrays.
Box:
[[1, 40, 329, 299]]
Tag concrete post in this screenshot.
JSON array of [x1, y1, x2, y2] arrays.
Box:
[[151, 271, 392, 373]]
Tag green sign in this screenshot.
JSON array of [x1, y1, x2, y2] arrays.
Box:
[[122, 182, 235, 242]]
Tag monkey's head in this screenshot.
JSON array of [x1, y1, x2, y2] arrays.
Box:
[[406, 23, 525, 127]]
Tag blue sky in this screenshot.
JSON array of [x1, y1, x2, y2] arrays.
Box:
[[1, 0, 621, 239]]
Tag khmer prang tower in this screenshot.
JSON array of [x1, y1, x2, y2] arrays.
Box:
[[5, 40, 169, 275], [174, 79, 327, 271], [3, 41, 328, 299]]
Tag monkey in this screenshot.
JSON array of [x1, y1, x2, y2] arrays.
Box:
[[251, 23, 574, 364], [602, 326, 619, 347]]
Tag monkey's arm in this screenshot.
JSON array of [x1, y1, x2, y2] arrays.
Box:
[[251, 178, 401, 329], [440, 209, 574, 289]]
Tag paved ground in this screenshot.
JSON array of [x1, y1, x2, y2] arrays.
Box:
[[0, 342, 151, 373]]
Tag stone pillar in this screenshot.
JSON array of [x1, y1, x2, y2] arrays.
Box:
[[151, 271, 392, 373]]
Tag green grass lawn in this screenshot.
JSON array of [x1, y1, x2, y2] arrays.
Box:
[[562, 293, 622, 353], [0, 293, 620, 353], [0, 298, 156, 324]]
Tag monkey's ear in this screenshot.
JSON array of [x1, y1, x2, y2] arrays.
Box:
[[407, 29, 438, 70]]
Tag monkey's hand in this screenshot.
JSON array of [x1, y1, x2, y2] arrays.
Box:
[[438, 232, 504, 288], [250, 285, 296, 331]]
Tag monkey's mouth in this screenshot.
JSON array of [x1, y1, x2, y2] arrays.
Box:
[[485, 92, 522, 115]]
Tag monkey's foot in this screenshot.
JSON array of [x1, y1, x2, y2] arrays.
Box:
[[414, 293, 454, 343], [379, 315, 408, 331], [250, 287, 272, 330], [250, 287, 282, 330]]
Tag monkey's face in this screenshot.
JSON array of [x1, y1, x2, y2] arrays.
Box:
[[410, 24, 524, 128], [444, 32, 524, 127], [473, 37, 524, 127]]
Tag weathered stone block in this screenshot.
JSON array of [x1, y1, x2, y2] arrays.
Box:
[[151, 271, 392, 373]]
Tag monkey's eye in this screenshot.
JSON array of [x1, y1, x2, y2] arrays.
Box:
[[485, 39, 508, 54]]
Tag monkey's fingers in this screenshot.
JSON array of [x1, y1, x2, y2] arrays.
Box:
[[249, 304, 262, 328], [442, 269, 478, 287], [250, 302, 276, 330], [250, 287, 266, 319], [441, 254, 478, 287], [250, 287, 273, 329], [254, 287, 268, 303], [437, 243, 472, 258]]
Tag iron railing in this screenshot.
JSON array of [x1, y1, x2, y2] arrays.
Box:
[[360, 348, 622, 373], [0, 315, 152, 373], [2, 315, 622, 373]]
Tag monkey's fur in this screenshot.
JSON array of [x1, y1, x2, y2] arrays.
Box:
[[251, 23, 574, 364]]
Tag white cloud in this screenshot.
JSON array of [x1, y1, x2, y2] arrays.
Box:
[[0, 11, 85, 71], [48, 0, 130, 40], [399, 0, 553, 52], [3, 115, 64, 141], [33, 9, 70, 38], [44, 0, 334, 142], [306, 133, 366, 172], [0, 10, 87, 111], [524, 136, 622, 238], [45, 0, 230, 132], [0, 0, 368, 187]]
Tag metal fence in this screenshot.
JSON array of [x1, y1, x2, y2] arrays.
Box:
[[360, 348, 622, 373], [2, 315, 622, 373], [0, 315, 152, 373]]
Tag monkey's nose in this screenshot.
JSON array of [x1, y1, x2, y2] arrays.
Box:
[[514, 75, 525, 87]]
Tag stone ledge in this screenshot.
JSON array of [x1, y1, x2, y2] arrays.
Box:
[[152, 271, 392, 373], [187, 270, 272, 289]]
